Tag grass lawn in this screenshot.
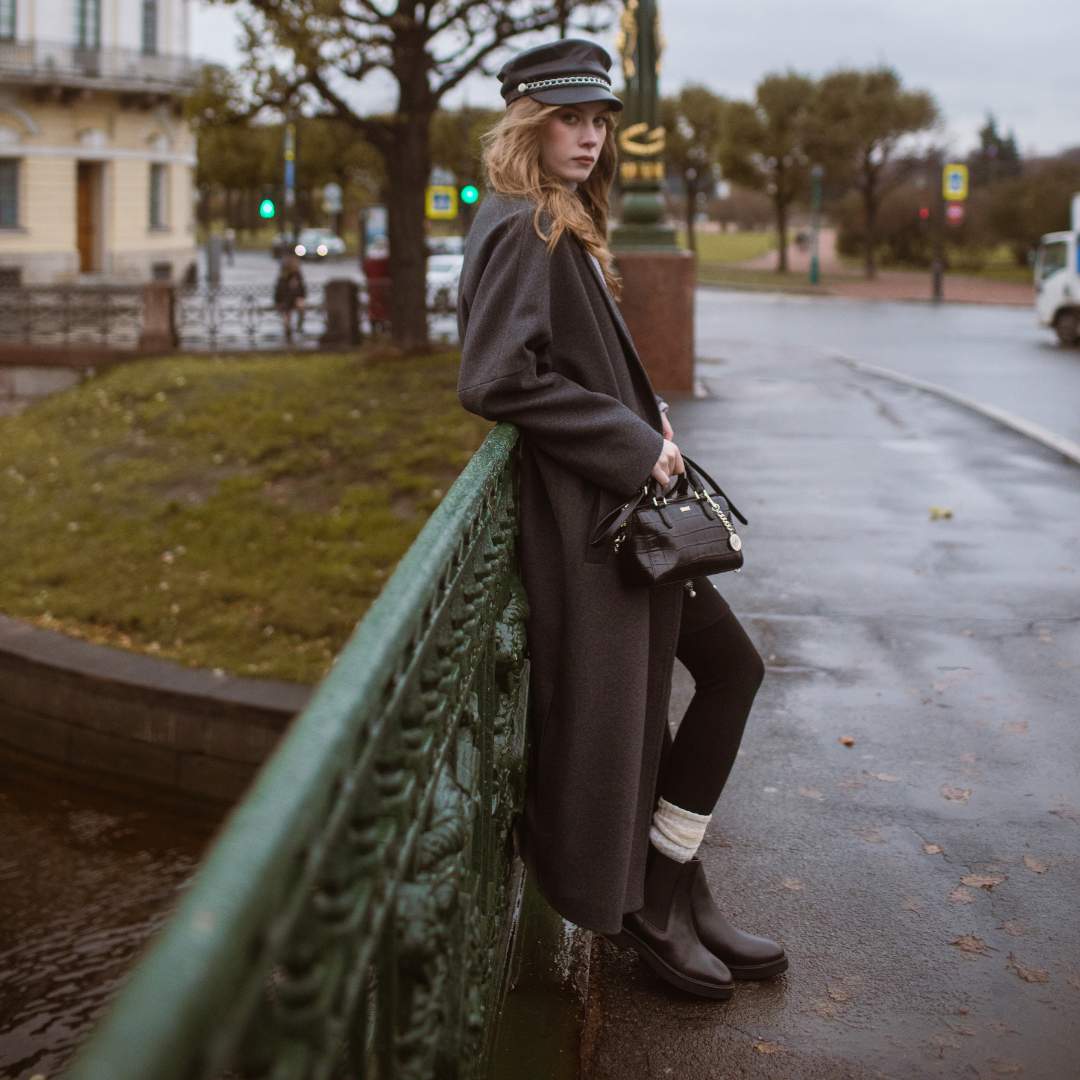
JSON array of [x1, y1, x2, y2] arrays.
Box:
[[0, 348, 490, 685], [675, 230, 776, 264], [696, 264, 824, 294]]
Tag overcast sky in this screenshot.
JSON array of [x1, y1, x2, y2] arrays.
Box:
[[191, 0, 1079, 157]]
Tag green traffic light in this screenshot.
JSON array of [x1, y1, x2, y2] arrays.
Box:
[[258, 198, 276, 219], [460, 184, 479, 205]]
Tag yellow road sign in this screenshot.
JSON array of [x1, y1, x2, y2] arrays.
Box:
[[943, 163, 969, 201], [426, 185, 458, 220]]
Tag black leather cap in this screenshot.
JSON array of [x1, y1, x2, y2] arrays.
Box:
[[498, 38, 623, 111]]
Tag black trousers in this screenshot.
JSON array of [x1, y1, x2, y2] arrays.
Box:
[[655, 575, 766, 816]]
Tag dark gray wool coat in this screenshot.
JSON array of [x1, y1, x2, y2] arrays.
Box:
[[456, 192, 686, 934]]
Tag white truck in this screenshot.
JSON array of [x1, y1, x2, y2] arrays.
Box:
[[1034, 192, 1080, 346]]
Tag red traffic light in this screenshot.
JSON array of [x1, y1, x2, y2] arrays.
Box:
[[918, 207, 930, 221]]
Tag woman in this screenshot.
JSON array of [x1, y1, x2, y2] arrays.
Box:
[[456, 39, 786, 1000], [273, 253, 307, 344]]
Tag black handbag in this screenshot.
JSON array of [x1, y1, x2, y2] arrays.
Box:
[[589, 453, 749, 587]]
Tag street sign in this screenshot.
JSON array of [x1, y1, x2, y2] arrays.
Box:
[[943, 163, 969, 201], [322, 182, 343, 214], [426, 185, 458, 220], [946, 203, 966, 226]]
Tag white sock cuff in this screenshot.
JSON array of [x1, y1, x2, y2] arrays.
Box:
[[648, 797, 711, 863]]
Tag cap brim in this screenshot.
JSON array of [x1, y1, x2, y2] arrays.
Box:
[[529, 85, 623, 111]]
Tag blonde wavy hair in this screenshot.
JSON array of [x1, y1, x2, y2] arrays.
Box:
[[480, 96, 623, 299]]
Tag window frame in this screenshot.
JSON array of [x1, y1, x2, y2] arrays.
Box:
[[141, 0, 158, 56], [149, 162, 169, 231], [0, 0, 16, 42], [76, 0, 102, 50], [0, 158, 19, 230]]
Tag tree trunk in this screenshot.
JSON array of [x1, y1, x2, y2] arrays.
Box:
[[775, 196, 789, 273], [863, 183, 877, 280], [385, 118, 431, 351]]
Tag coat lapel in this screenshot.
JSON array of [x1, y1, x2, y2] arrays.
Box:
[[577, 242, 661, 421]]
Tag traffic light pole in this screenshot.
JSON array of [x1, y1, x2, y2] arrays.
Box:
[[931, 150, 945, 303]]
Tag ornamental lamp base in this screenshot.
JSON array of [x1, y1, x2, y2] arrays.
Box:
[[612, 248, 695, 396]]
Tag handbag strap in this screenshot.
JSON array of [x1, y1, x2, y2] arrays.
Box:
[[588, 455, 748, 549], [680, 454, 748, 525]]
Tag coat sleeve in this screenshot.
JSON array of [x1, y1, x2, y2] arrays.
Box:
[[458, 211, 663, 497]]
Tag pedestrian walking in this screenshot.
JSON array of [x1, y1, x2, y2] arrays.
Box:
[[456, 38, 787, 1001], [223, 227, 236, 266], [273, 254, 307, 345]]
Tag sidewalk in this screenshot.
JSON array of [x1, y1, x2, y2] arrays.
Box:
[[719, 228, 1033, 306], [580, 341, 1080, 1077]]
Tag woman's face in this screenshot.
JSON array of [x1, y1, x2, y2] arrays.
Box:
[[539, 101, 610, 186]]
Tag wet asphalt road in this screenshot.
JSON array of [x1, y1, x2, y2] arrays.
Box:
[[582, 292, 1080, 1079]]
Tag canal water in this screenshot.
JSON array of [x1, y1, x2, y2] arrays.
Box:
[[0, 756, 222, 1078]]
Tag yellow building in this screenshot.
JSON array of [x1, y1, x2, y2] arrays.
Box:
[[0, 0, 197, 285]]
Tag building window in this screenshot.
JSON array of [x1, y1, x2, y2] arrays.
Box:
[[76, 0, 101, 49], [0, 160, 17, 228], [141, 0, 158, 55], [0, 0, 15, 42], [149, 163, 168, 229]]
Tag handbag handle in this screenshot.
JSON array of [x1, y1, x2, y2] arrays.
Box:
[[589, 453, 748, 548]]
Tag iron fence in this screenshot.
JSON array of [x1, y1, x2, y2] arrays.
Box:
[[0, 285, 142, 349], [175, 283, 330, 352], [67, 424, 532, 1080], [0, 38, 197, 91]]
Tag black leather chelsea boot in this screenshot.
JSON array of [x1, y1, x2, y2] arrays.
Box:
[[686, 857, 788, 979], [607, 844, 734, 1000]]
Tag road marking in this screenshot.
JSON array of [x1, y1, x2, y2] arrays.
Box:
[[831, 354, 1080, 468]]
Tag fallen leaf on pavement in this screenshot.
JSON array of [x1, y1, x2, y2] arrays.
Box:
[[923, 842, 944, 855], [1067, 974, 1080, 992], [960, 873, 1006, 890], [1049, 802, 1080, 823], [1002, 721, 1029, 735], [948, 886, 976, 905], [929, 506, 954, 520], [989, 1062, 1023, 1075], [798, 786, 824, 800], [752, 1041, 782, 1055], [998, 921, 1026, 937], [941, 785, 972, 803], [902, 896, 924, 912], [781, 878, 803, 892], [838, 735, 855, 747], [865, 771, 900, 782], [1007, 953, 1050, 983], [950, 935, 989, 955], [1022, 855, 1049, 874]]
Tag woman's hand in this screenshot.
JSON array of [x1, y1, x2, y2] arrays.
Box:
[[651, 438, 684, 488], [661, 411, 674, 441]]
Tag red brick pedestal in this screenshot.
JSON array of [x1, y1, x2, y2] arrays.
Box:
[[613, 249, 695, 395]]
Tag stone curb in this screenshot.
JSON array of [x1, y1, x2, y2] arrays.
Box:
[[833, 354, 1080, 468], [0, 612, 311, 805]]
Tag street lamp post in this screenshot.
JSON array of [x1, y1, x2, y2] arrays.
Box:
[[609, 0, 695, 395]]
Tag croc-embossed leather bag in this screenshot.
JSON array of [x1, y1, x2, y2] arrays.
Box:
[[589, 454, 748, 587]]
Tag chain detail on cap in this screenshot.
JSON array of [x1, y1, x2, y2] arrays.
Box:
[[515, 75, 611, 93]]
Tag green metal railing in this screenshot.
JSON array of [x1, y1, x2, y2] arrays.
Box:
[[68, 423, 531, 1080]]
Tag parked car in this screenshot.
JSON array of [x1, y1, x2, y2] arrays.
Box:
[[285, 228, 347, 260], [427, 235, 465, 256], [426, 253, 464, 313]]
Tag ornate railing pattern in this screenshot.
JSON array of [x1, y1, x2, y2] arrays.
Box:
[[0, 38, 198, 91], [67, 424, 531, 1080], [0, 285, 143, 348], [175, 283, 330, 352]]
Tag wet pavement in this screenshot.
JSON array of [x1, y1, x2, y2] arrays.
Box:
[[582, 294, 1080, 1078]]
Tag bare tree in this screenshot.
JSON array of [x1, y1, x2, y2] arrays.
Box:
[[223, 0, 614, 349]]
